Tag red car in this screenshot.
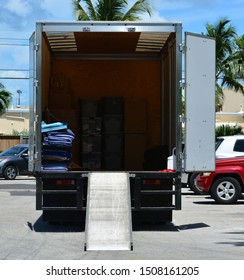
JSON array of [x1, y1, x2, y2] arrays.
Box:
[[196, 157, 244, 204]]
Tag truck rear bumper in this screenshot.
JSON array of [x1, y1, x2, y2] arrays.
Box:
[[35, 171, 181, 223]]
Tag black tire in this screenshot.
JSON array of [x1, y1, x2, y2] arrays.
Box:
[[4, 165, 17, 180], [211, 177, 241, 204], [188, 173, 206, 194]]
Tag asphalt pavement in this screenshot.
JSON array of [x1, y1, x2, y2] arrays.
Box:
[[0, 176, 244, 260]]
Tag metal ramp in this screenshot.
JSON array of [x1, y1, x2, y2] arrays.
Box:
[[84, 172, 133, 251]]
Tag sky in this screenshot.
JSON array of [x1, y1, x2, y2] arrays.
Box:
[[0, 0, 244, 107]]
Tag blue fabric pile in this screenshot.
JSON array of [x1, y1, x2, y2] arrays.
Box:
[[41, 122, 75, 171]]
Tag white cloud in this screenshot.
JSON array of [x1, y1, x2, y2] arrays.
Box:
[[4, 0, 31, 17]]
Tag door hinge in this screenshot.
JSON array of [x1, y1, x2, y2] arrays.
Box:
[[34, 44, 39, 51], [34, 79, 39, 88], [179, 43, 185, 53], [179, 79, 185, 89], [179, 115, 185, 123]]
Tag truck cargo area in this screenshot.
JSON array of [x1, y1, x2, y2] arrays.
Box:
[[34, 22, 181, 172]]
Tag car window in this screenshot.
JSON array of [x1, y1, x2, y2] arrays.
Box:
[[0, 146, 27, 156], [215, 138, 224, 151], [233, 140, 244, 152]]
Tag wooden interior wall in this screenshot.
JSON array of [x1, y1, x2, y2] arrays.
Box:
[[50, 59, 161, 150]]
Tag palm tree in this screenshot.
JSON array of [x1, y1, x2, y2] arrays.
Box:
[[0, 83, 12, 116], [232, 35, 244, 80], [205, 18, 244, 110], [72, 0, 152, 21]]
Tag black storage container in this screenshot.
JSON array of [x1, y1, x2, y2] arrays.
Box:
[[82, 152, 102, 169], [81, 117, 102, 134], [101, 97, 124, 115], [79, 99, 100, 117], [103, 133, 124, 152], [81, 134, 102, 153], [103, 115, 123, 133], [103, 152, 124, 170]]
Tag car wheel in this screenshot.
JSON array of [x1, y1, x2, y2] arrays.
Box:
[[211, 177, 241, 204], [188, 173, 206, 194], [4, 165, 18, 180]]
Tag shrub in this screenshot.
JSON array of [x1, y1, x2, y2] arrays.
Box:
[[215, 124, 243, 140]]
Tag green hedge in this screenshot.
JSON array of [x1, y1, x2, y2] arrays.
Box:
[[216, 124, 243, 140]]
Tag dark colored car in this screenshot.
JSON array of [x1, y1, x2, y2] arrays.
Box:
[[0, 144, 30, 180]]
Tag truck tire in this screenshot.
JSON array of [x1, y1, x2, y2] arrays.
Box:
[[188, 173, 206, 195], [4, 165, 18, 180], [211, 177, 241, 204]]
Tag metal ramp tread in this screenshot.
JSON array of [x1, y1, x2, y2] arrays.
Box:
[[84, 172, 133, 251]]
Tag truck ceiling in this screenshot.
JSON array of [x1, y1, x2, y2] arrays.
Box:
[[44, 31, 172, 54], [40, 21, 179, 55]]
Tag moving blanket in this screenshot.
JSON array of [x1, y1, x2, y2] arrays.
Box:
[[41, 123, 75, 170], [42, 149, 72, 162], [43, 128, 75, 147], [41, 121, 68, 133], [42, 162, 68, 171]]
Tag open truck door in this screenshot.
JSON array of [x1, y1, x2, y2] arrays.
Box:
[[184, 32, 216, 172]]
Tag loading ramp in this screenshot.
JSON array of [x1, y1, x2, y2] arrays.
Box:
[[84, 172, 133, 251]]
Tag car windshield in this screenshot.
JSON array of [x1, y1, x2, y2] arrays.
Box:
[[0, 146, 26, 156]]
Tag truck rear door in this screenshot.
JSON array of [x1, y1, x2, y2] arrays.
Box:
[[184, 32, 216, 172]]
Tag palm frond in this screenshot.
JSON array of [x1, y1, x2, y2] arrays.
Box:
[[96, 0, 126, 20], [122, 0, 152, 21], [205, 18, 244, 104], [0, 83, 12, 115], [72, 0, 97, 20]]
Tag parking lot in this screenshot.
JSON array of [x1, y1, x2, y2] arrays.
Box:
[[0, 176, 244, 260]]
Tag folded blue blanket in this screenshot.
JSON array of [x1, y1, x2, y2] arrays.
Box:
[[41, 122, 67, 133], [42, 162, 68, 171], [47, 128, 75, 138], [42, 149, 72, 157], [43, 140, 72, 147], [42, 149, 72, 161], [43, 128, 75, 147]]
